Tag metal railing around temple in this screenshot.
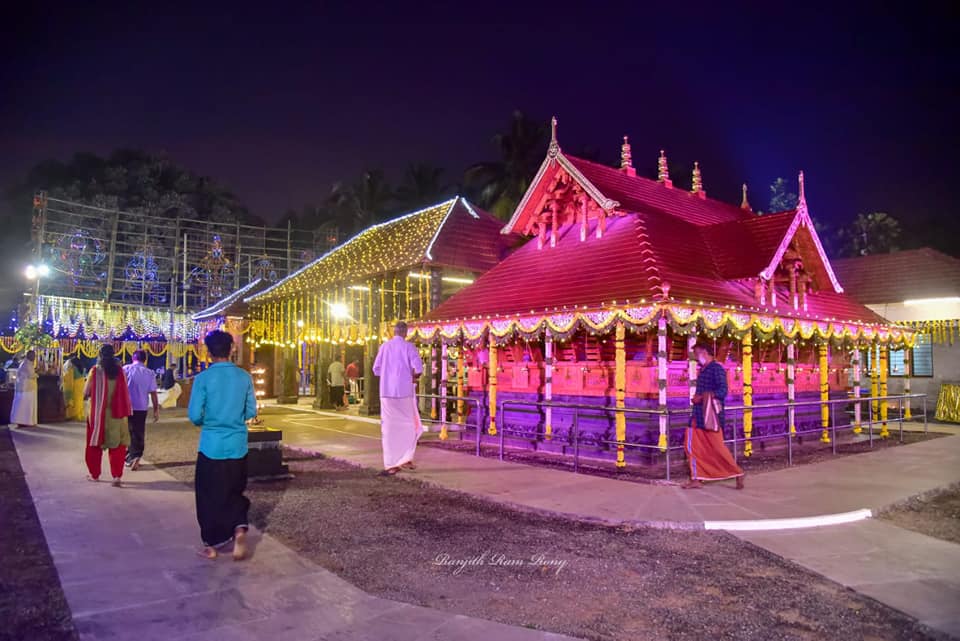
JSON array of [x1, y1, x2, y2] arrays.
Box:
[[418, 393, 929, 481]]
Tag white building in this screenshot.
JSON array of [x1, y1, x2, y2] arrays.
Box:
[[833, 248, 960, 408]]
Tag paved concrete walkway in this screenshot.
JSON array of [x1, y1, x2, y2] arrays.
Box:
[[11, 424, 578, 641], [741, 521, 960, 638], [266, 406, 960, 529]]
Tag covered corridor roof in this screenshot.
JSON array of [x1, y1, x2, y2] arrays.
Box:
[[246, 197, 509, 304]]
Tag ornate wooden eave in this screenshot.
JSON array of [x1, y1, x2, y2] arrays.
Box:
[[502, 118, 619, 237]]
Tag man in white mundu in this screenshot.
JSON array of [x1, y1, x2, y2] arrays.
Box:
[[372, 322, 424, 475], [10, 350, 39, 427]]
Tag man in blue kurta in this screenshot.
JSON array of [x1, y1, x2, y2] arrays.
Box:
[[188, 330, 257, 560]]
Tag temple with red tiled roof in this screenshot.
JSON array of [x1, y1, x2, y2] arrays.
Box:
[[411, 120, 915, 465]]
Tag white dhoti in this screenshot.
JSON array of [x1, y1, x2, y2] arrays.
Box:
[[380, 396, 424, 469], [10, 390, 38, 426]]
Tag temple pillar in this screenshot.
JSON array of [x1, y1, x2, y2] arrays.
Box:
[[657, 317, 668, 452], [428, 267, 443, 419], [418, 349, 431, 415], [313, 341, 333, 410], [787, 342, 796, 436], [852, 347, 862, 434], [277, 346, 299, 404], [359, 283, 381, 416], [880, 345, 889, 438], [544, 336, 554, 439], [430, 346, 439, 420], [903, 347, 912, 419], [456, 349, 465, 423], [614, 321, 626, 467], [488, 341, 498, 435], [742, 332, 753, 457], [819, 343, 830, 443], [687, 335, 697, 403], [439, 342, 449, 440], [870, 344, 879, 424]]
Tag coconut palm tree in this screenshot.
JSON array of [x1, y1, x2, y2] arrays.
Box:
[[463, 110, 549, 220], [395, 163, 450, 211], [320, 171, 395, 235]]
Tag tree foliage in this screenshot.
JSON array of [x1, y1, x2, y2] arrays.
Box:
[[7, 149, 256, 225], [14, 322, 55, 350], [766, 177, 798, 214], [463, 110, 549, 220], [837, 212, 901, 257], [396, 163, 451, 212]]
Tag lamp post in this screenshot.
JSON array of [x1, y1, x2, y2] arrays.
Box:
[[24, 263, 50, 323]]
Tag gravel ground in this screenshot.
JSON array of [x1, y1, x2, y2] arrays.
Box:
[[879, 483, 960, 545], [140, 413, 947, 641], [423, 429, 945, 483], [0, 427, 78, 641]]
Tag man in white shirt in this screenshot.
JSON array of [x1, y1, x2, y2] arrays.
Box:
[[372, 322, 424, 475], [327, 356, 346, 409]]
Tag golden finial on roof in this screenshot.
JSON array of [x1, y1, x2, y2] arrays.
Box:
[[741, 183, 752, 211], [657, 149, 672, 187], [798, 170, 806, 207], [691, 161, 705, 197], [620, 136, 636, 177]]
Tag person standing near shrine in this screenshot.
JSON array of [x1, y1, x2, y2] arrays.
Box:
[[345, 359, 360, 402], [123, 350, 160, 471], [372, 321, 424, 475], [684, 342, 745, 490], [62, 355, 86, 421], [83, 345, 133, 487], [10, 350, 38, 427], [188, 330, 256, 561], [328, 354, 346, 409]]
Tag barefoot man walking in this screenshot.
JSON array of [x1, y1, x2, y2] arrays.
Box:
[[188, 330, 257, 560], [684, 342, 745, 490], [372, 321, 424, 476]]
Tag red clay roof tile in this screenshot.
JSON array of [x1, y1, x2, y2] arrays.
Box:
[[833, 248, 960, 304]]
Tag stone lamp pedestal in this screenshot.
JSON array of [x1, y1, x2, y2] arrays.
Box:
[[247, 428, 291, 481]]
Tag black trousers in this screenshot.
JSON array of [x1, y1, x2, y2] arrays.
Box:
[[195, 452, 250, 548], [127, 410, 148, 460], [330, 385, 345, 407]]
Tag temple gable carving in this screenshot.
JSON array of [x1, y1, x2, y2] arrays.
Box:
[[523, 169, 612, 248]]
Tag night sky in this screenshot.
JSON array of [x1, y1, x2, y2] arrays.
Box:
[[2, 2, 956, 233]]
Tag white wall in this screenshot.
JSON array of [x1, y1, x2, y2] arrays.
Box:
[[869, 301, 960, 323], [886, 342, 960, 410], [864, 303, 960, 412], [887, 341, 960, 414]]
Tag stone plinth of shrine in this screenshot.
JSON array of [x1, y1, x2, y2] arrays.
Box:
[[247, 428, 291, 481]]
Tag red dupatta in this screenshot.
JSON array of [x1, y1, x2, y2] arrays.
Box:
[[86, 366, 133, 447]]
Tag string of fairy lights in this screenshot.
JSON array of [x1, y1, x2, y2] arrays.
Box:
[[37, 295, 201, 341], [247, 270, 473, 348], [245, 199, 465, 349]]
